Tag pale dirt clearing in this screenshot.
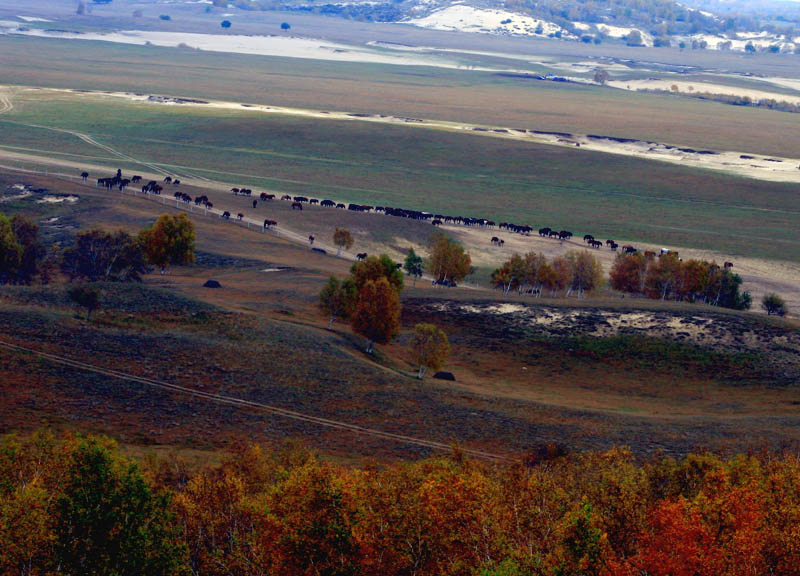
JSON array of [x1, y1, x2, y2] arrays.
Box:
[[607, 78, 800, 106], [10, 86, 800, 184]]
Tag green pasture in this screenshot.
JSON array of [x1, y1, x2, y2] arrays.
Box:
[[2, 92, 799, 260]]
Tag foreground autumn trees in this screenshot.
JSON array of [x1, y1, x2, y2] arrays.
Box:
[[4, 432, 800, 576]]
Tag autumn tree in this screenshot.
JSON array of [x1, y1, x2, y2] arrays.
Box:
[[715, 269, 751, 310], [0, 212, 22, 285], [68, 285, 100, 320], [351, 254, 403, 291], [351, 277, 401, 353], [319, 275, 357, 329], [9, 214, 45, 284], [403, 248, 424, 286], [566, 250, 603, 298], [61, 228, 147, 282], [55, 437, 185, 576], [427, 232, 471, 285], [271, 458, 359, 576], [609, 253, 648, 295], [333, 228, 354, 257], [490, 262, 513, 294], [645, 252, 683, 300], [762, 293, 787, 316], [411, 324, 450, 379], [550, 257, 573, 296], [139, 213, 196, 274]]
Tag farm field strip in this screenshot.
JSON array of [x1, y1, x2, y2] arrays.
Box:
[[7, 85, 800, 184], [0, 338, 509, 461]]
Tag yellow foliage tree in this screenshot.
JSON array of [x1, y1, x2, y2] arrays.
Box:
[[411, 324, 450, 379], [139, 213, 196, 274], [427, 232, 471, 285]]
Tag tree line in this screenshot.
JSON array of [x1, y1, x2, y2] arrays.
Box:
[[0, 211, 196, 316], [609, 252, 751, 310], [491, 250, 602, 299], [490, 250, 762, 312], [0, 211, 195, 286], [3, 431, 800, 576]]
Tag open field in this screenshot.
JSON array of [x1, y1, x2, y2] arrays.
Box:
[[0, 169, 799, 462], [1, 35, 799, 158], [2, 88, 800, 267], [0, 21, 798, 463]]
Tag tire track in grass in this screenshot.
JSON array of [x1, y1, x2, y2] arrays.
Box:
[[0, 339, 509, 462]]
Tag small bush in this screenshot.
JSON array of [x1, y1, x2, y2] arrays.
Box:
[[762, 293, 787, 316]]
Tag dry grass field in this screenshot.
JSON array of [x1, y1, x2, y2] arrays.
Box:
[[1, 169, 799, 462], [1, 35, 799, 158]]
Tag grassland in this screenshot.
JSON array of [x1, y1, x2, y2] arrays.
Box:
[[1, 169, 799, 461], [2, 89, 800, 263], [1, 35, 799, 158]]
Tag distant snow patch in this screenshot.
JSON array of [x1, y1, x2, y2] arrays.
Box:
[[17, 16, 53, 22], [406, 5, 571, 38]]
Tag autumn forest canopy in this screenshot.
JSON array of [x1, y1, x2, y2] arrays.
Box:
[[3, 432, 800, 576]]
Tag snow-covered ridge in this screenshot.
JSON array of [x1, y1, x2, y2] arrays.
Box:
[[406, 4, 574, 39]]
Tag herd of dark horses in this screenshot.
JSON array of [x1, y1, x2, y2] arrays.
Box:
[[86, 170, 669, 259]]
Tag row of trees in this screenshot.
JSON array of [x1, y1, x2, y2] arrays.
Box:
[[4, 431, 800, 576], [0, 211, 196, 286], [63, 213, 196, 282], [610, 252, 752, 309], [491, 250, 603, 298], [489, 250, 764, 312]]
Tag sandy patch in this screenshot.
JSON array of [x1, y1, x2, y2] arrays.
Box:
[[608, 78, 800, 106], [0, 189, 31, 202], [597, 24, 652, 46], [9, 28, 491, 70], [762, 77, 800, 93], [16, 16, 53, 22], [35, 194, 79, 204]]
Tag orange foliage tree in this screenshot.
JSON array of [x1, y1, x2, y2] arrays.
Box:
[[351, 277, 401, 353]]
